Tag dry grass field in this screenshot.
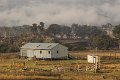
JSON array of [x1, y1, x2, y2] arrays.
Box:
[[0, 51, 119, 80]]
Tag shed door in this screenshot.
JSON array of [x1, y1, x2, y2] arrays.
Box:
[[27, 50, 34, 57]]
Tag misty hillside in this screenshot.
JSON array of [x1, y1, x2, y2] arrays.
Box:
[[0, 0, 120, 26]]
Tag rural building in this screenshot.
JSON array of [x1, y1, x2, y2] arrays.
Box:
[[20, 43, 68, 59]]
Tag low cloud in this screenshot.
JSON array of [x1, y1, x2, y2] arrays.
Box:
[[0, 0, 119, 27]]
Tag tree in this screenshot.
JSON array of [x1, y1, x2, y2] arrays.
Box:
[[60, 25, 71, 38], [86, 26, 106, 37], [31, 23, 38, 35], [38, 22, 44, 31], [90, 35, 117, 50], [113, 25, 120, 39], [47, 24, 61, 36], [37, 22, 45, 35], [113, 25, 120, 49], [40, 22, 44, 28], [71, 24, 106, 39], [47, 24, 71, 38]]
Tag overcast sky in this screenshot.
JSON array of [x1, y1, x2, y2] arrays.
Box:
[[0, 0, 119, 27]]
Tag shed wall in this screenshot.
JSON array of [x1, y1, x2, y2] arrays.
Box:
[[51, 44, 68, 58], [21, 49, 51, 58], [21, 49, 27, 56], [34, 50, 51, 58]]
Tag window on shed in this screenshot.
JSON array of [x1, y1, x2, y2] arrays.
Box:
[[40, 51, 42, 53], [48, 51, 50, 54], [57, 50, 58, 54]]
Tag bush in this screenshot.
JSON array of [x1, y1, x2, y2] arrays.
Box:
[[64, 43, 86, 51], [0, 43, 20, 53], [0, 43, 9, 53], [7, 45, 20, 52]]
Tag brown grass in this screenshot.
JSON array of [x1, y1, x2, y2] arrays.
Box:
[[0, 51, 119, 80]]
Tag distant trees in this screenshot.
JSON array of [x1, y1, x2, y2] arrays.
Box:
[[31, 22, 45, 35], [90, 35, 118, 50], [0, 42, 19, 53], [47, 23, 107, 39], [85, 26, 106, 37], [71, 24, 106, 38], [60, 25, 72, 38], [38, 22, 45, 34], [0, 22, 120, 52], [113, 25, 120, 39], [31, 23, 38, 35], [113, 25, 120, 49], [47, 24, 61, 36], [65, 43, 87, 51], [40, 22, 44, 28], [47, 24, 71, 38]]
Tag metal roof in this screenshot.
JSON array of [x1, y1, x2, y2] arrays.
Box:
[[21, 43, 59, 50]]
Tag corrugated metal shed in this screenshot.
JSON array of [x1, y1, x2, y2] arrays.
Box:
[[21, 43, 59, 50]]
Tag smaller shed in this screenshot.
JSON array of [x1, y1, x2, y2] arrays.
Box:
[[20, 43, 68, 59], [87, 55, 99, 63]]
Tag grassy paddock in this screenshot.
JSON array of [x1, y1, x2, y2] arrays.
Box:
[[70, 50, 120, 59], [0, 51, 119, 80]]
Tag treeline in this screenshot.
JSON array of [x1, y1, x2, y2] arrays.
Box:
[[0, 22, 120, 52], [47, 24, 106, 38]]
